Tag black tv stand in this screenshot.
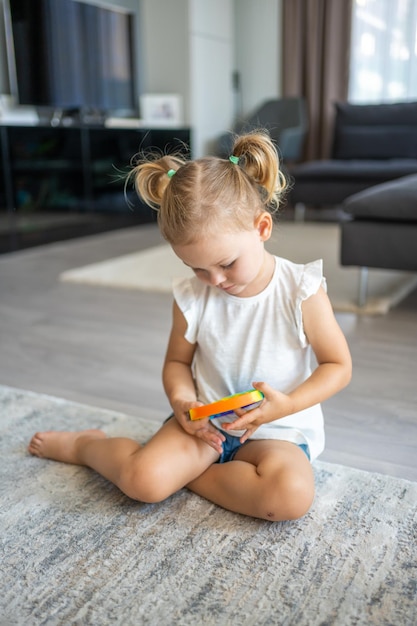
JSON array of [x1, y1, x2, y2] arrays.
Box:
[[0, 122, 191, 253]]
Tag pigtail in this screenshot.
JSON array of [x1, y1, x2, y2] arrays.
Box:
[[129, 154, 186, 209], [231, 131, 287, 210]]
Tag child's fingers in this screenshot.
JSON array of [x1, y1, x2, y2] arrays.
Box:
[[196, 429, 224, 454], [239, 427, 258, 443], [221, 408, 260, 432]]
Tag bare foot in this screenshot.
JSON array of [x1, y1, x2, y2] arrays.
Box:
[[28, 429, 106, 465]]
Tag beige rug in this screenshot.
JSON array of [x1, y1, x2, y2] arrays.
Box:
[[2, 384, 417, 625], [60, 223, 417, 315]]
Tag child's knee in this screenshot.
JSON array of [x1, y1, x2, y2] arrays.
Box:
[[261, 471, 315, 522], [282, 474, 315, 520], [118, 457, 172, 503]]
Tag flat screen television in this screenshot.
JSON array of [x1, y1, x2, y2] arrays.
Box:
[[3, 0, 138, 117]]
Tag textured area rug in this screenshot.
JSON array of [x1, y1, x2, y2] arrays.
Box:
[[1, 385, 417, 626], [60, 222, 417, 315]]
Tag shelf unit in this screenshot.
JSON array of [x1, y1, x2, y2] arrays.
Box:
[[0, 124, 191, 252]]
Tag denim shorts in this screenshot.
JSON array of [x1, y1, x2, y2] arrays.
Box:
[[164, 414, 310, 463], [217, 430, 310, 463]]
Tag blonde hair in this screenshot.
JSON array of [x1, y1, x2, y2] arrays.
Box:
[[130, 130, 287, 245]]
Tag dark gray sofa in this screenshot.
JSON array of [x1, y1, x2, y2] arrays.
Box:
[[340, 174, 417, 305], [289, 101, 417, 213]]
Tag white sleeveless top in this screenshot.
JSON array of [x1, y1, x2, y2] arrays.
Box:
[[173, 256, 326, 461]]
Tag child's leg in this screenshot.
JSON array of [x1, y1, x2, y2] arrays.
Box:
[[186, 439, 314, 522], [28, 418, 219, 503]]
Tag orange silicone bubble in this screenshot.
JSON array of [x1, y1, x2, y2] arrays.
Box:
[[189, 390, 264, 421]]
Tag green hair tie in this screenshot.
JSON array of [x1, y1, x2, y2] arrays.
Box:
[[229, 155, 239, 165], [167, 169, 176, 178]]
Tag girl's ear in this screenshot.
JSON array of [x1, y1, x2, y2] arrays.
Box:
[[255, 212, 273, 242]]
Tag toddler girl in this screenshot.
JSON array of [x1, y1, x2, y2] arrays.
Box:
[[29, 131, 352, 521]]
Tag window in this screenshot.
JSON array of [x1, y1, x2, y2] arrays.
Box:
[[349, 0, 417, 103]]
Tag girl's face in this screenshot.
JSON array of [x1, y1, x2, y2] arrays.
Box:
[[172, 213, 274, 298]]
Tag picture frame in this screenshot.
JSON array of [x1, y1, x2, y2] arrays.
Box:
[[140, 94, 183, 127]]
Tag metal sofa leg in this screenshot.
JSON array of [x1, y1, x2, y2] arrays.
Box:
[[358, 267, 369, 307]]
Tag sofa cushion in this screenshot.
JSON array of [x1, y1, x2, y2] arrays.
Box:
[[334, 127, 417, 159], [333, 101, 417, 159], [343, 174, 417, 221]]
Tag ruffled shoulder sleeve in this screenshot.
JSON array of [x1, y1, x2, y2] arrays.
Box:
[[172, 276, 205, 344], [295, 259, 327, 347]]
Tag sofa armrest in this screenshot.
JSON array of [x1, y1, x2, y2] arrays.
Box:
[[343, 174, 417, 221]]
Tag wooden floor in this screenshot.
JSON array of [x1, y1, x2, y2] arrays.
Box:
[[1, 223, 417, 481]]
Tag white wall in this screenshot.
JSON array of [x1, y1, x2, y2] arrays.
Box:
[[189, 0, 234, 156], [140, 0, 235, 157], [140, 0, 190, 120], [234, 0, 281, 119]]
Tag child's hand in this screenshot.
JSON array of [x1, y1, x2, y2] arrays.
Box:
[[221, 381, 293, 443], [172, 399, 226, 455]]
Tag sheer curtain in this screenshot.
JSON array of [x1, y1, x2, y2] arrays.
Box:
[[282, 0, 352, 160], [349, 0, 417, 103]]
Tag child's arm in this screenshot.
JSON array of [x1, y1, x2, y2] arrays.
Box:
[[223, 287, 352, 441], [163, 300, 225, 454], [293, 285, 353, 405]]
